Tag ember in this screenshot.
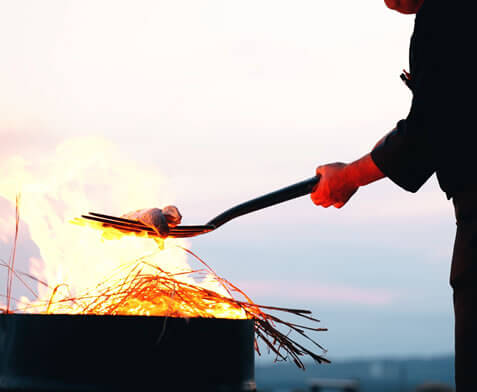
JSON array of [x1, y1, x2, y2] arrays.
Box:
[[0, 138, 329, 368]]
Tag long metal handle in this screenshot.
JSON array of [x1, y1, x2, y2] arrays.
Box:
[[207, 175, 320, 229]]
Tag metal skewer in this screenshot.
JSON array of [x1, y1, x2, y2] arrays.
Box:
[[79, 175, 320, 239]]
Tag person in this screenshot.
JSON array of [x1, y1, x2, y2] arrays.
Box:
[[310, 1, 477, 390]]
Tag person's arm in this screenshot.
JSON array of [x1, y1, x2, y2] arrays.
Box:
[[312, 3, 445, 208], [310, 151, 385, 209]]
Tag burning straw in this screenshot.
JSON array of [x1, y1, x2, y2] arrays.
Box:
[[1, 202, 329, 369]]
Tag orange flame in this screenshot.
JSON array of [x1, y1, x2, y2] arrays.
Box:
[[0, 137, 330, 368], [0, 137, 249, 319]]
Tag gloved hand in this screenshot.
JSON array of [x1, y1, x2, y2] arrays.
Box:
[[121, 206, 182, 238], [311, 163, 358, 209], [311, 154, 384, 208]]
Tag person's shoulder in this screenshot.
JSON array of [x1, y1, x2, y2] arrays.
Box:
[[415, 0, 476, 47], [418, 0, 477, 27]]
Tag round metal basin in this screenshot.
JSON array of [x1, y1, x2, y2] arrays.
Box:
[[0, 314, 255, 391]]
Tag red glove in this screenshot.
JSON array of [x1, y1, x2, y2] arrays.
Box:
[[311, 154, 385, 209], [311, 163, 359, 209]]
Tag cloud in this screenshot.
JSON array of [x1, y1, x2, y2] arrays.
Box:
[[236, 280, 399, 306]]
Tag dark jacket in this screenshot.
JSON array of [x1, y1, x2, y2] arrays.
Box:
[[371, 0, 477, 199]]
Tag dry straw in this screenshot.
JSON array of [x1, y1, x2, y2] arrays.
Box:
[[1, 198, 329, 369]]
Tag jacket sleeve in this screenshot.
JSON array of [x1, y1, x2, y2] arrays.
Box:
[[370, 109, 435, 193], [371, 10, 440, 193]]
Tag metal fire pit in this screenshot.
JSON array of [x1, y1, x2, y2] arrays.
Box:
[[0, 314, 255, 392]]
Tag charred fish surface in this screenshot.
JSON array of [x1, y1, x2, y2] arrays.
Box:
[[162, 205, 182, 227], [121, 206, 182, 238]]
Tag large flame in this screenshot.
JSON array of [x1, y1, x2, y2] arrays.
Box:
[[0, 137, 247, 319]]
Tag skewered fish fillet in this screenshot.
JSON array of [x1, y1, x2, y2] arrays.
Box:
[[121, 206, 182, 238]]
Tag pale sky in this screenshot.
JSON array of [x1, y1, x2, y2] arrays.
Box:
[[0, 1, 455, 361]]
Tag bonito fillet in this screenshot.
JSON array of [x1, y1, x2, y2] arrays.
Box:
[[122, 206, 182, 237]]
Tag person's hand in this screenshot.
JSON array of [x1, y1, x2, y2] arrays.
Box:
[[311, 163, 359, 209], [121, 206, 182, 238]]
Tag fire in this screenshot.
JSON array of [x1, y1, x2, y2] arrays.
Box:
[[0, 137, 248, 319], [0, 137, 330, 368]]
